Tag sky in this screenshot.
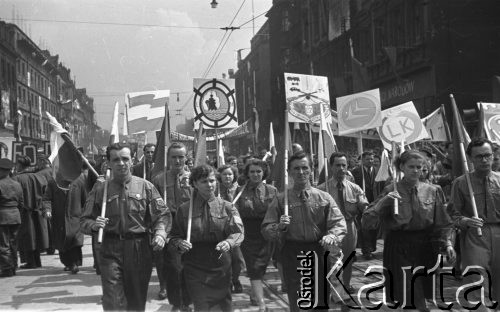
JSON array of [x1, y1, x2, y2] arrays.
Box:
[[0, 0, 272, 131]]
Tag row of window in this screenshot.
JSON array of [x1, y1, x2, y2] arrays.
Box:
[[17, 85, 58, 117], [16, 58, 55, 100]]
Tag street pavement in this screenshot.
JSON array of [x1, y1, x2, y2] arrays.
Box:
[[0, 238, 465, 311]]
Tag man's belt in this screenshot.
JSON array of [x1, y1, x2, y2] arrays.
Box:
[[105, 232, 148, 240]]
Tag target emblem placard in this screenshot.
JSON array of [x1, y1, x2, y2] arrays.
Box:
[[193, 78, 238, 129]]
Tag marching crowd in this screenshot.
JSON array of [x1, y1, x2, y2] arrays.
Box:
[[0, 138, 500, 312]]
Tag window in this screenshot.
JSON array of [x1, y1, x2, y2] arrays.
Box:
[[282, 9, 290, 32]]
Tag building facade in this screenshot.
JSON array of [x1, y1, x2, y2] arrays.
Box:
[[0, 19, 97, 159]]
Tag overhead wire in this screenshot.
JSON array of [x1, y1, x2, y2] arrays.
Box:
[[0, 17, 258, 30], [179, 0, 249, 111]]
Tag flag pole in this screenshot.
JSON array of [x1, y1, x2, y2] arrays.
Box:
[[358, 131, 365, 192], [308, 123, 315, 184], [450, 94, 481, 236], [284, 109, 290, 216], [143, 133, 147, 180], [98, 169, 110, 243], [186, 189, 193, 243], [163, 102, 168, 204], [391, 141, 399, 215]]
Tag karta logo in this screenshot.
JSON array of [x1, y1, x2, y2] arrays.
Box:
[[297, 251, 498, 310]]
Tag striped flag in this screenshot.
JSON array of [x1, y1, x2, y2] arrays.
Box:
[[126, 90, 169, 134], [46, 112, 83, 188]]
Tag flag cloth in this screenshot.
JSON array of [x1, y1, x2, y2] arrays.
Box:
[[269, 122, 276, 163], [218, 139, 225, 166], [375, 149, 391, 182], [46, 112, 83, 189], [151, 108, 171, 179], [194, 123, 207, 167], [421, 105, 451, 142], [126, 90, 169, 134], [110, 101, 120, 144], [450, 96, 472, 178]]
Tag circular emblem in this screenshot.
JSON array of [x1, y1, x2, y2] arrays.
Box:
[[379, 110, 423, 144], [488, 115, 500, 135], [339, 96, 379, 129], [193, 79, 237, 128]]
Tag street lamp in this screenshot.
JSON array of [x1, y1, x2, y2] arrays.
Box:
[[210, 0, 218, 8]]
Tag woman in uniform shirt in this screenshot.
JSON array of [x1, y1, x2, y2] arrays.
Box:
[[235, 159, 277, 311], [362, 150, 456, 311], [169, 165, 244, 312], [217, 164, 245, 293]]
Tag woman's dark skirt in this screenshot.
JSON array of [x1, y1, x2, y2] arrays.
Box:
[[240, 218, 272, 280], [182, 242, 232, 312], [383, 230, 437, 310]]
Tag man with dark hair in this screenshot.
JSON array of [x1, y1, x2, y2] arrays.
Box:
[[319, 152, 368, 294], [350, 151, 378, 260], [226, 156, 238, 168], [152, 142, 192, 308], [81, 143, 170, 311], [262, 151, 347, 312], [449, 137, 500, 306], [132, 143, 155, 182], [0, 159, 23, 277]]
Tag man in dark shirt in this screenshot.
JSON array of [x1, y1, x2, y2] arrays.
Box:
[[262, 152, 347, 312], [132, 143, 155, 182], [449, 137, 500, 306], [351, 151, 378, 259], [81, 143, 170, 311], [152, 142, 192, 309], [0, 159, 23, 277]]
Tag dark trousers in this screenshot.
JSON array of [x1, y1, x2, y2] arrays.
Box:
[[361, 228, 378, 255], [155, 243, 191, 307], [100, 235, 153, 311], [0, 224, 19, 272], [231, 246, 244, 283], [92, 233, 101, 274], [281, 241, 329, 312], [24, 249, 41, 267], [59, 246, 82, 268]]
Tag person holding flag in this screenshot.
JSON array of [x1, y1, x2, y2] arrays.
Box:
[[132, 143, 155, 182], [80, 143, 170, 311], [151, 142, 192, 308], [262, 151, 347, 312], [169, 164, 244, 312], [449, 137, 500, 307], [362, 150, 455, 310]]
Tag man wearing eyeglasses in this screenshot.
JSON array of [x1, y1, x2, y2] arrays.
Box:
[[449, 137, 500, 308]]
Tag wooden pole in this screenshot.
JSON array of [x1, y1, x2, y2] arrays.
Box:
[[163, 102, 168, 203], [97, 169, 110, 243], [186, 190, 193, 243], [391, 141, 399, 215], [284, 109, 290, 216], [308, 124, 315, 184]]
